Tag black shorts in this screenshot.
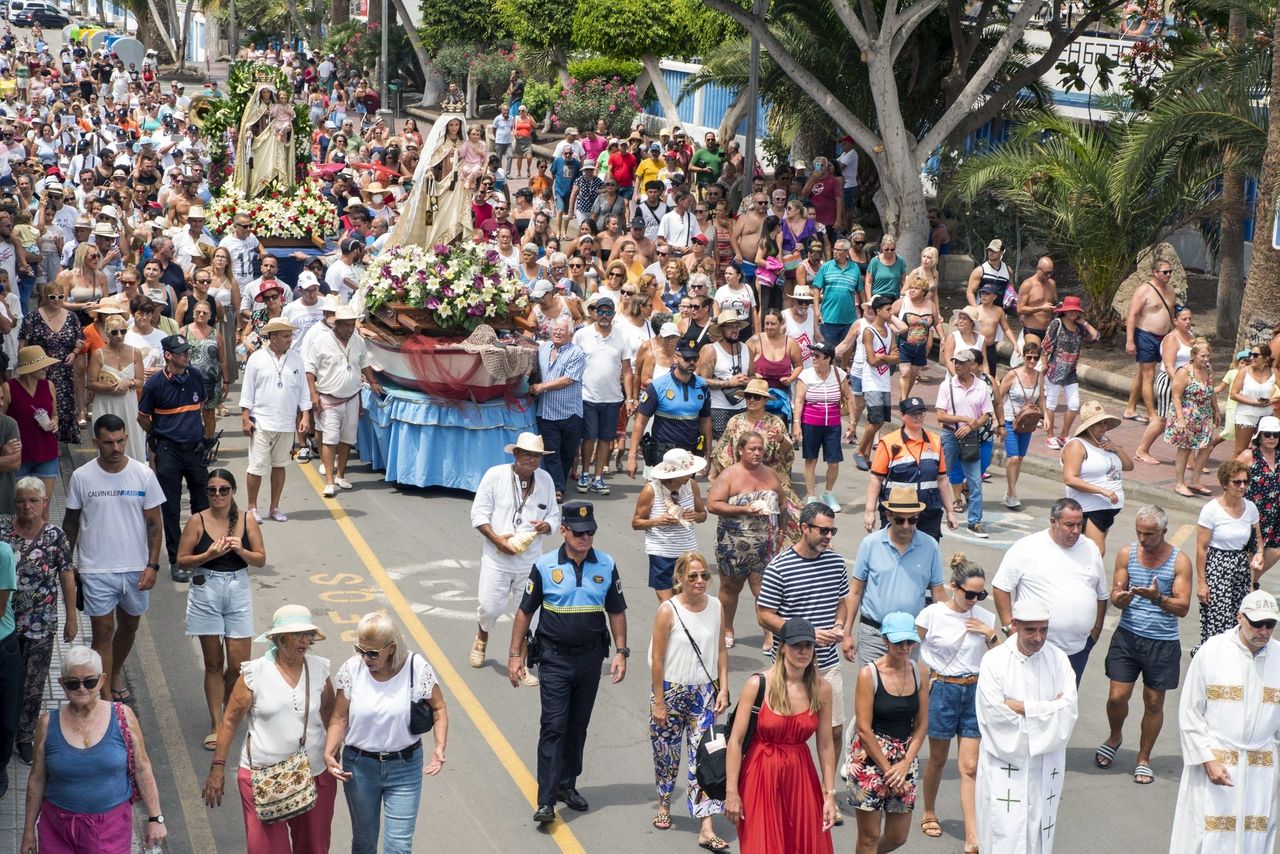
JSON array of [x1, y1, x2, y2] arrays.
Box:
[[1083, 507, 1120, 534], [1104, 625, 1181, 690]]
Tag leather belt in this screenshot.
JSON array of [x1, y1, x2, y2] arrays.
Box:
[[345, 740, 422, 762], [543, 641, 603, 656], [932, 674, 978, 686], [859, 614, 882, 630]]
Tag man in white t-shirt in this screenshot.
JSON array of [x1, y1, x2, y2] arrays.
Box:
[[282, 272, 326, 353], [218, 214, 262, 289], [836, 135, 858, 231], [63, 413, 165, 700], [993, 497, 1109, 686], [324, 238, 362, 304], [239, 255, 292, 321], [571, 297, 633, 495]]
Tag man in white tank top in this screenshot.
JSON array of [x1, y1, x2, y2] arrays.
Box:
[[965, 239, 1011, 307], [696, 308, 753, 439], [785, 285, 818, 368]]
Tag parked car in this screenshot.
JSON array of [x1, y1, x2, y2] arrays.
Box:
[[11, 2, 68, 26]]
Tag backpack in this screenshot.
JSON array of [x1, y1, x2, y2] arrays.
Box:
[[695, 673, 765, 801]]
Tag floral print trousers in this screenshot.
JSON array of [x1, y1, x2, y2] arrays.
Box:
[[649, 680, 723, 818]]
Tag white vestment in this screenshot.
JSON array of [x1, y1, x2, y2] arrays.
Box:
[[976, 639, 1078, 854], [1170, 630, 1280, 854]]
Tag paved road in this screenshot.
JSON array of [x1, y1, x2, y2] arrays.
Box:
[[109, 378, 1232, 854]]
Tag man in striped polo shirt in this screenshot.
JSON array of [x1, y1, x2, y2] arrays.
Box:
[[757, 500, 852, 749]]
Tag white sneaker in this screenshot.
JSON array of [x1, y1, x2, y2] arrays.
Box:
[[1004, 493, 1021, 509], [322, 484, 336, 498], [520, 669, 540, 687], [821, 491, 842, 513], [335, 478, 353, 490], [318, 463, 327, 476]]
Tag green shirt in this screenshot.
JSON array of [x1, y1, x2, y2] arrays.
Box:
[[812, 259, 865, 325], [867, 255, 907, 299], [689, 148, 724, 185], [0, 541, 15, 638]]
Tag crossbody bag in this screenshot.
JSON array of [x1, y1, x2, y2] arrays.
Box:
[[246, 661, 318, 824]]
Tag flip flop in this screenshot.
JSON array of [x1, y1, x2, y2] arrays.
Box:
[[1095, 741, 1120, 769], [1134, 764, 1154, 784], [110, 687, 133, 704], [698, 836, 731, 852], [1174, 487, 1196, 498], [1188, 486, 1213, 496], [204, 732, 217, 751], [724, 634, 736, 649], [921, 817, 944, 838], [1123, 414, 1149, 424]]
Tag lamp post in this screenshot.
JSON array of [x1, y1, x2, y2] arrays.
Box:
[[376, 0, 395, 131]]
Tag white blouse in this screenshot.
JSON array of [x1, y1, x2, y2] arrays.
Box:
[[335, 653, 438, 753], [239, 654, 331, 775]]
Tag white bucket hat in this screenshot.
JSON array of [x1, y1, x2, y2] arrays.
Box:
[[650, 448, 707, 480]]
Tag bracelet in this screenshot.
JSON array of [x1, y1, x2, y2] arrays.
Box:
[[509, 653, 523, 658], [211, 759, 225, 767]]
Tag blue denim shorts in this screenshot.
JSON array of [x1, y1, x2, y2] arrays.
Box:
[[582, 400, 623, 440], [1003, 420, 1032, 458], [927, 677, 980, 740], [185, 569, 255, 638], [18, 457, 60, 479]]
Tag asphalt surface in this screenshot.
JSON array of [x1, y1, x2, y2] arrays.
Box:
[[112, 383, 1231, 854]]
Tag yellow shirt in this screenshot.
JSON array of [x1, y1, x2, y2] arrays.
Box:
[[633, 157, 663, 189], [0, 79, 16, 99]]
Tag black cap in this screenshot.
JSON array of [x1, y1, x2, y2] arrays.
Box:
[[809, 341, 836, 360], [779, 617, 816, 646], [675, 343, 699, 359], [899, 396, 927, 413], [160, 334, 190, 354], [870, 294, 895, 310], [630, 215, 646, 230], [561, 501, 598, 533]]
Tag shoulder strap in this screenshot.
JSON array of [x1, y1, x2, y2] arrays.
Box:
[[667, 600, 718, 688], [867, 663, 880, 691], [299, 660, 311, 748]]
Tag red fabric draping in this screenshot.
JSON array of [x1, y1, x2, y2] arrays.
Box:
[[399, 333, 526, 409]]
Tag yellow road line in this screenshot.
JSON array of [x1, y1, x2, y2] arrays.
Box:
[[1171, 524, 1194, 548], [301, 464, 586, 853]]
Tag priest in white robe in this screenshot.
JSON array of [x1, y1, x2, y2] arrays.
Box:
[[976, 600, 1078, 854], [1171, 589, 1280, 854]]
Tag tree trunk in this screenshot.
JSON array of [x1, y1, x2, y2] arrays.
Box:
[[331, 0, 349, 28], [790, 120, 829, 168], [551, 46, 571, 88], [639, 53, 679, 126], [142, 0, 179, 62], [717, 86, 751, 143], [1218, 7, 1248, 340], [175, 0, 194, 71], [286, 0, 306, 42], [1237, 10, 1280, 349], [389, 0, 435, 100], [872, 153, 928, 266]]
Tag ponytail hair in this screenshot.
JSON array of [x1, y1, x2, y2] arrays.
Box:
[[949, 552, 985, 588]]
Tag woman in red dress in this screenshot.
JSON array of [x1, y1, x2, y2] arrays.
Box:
[[724, 617, 838, 854]]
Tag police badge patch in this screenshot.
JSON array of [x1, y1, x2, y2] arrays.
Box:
[[551, 568, 564, 584], [615, 579, 623, 593], [592, 575, 604, 584], [639, 390, 649, 403], [665, 388, 675, 400], [525, 579, 534, 594]]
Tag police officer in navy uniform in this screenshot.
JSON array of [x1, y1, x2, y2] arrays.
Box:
[[138, 334, 209, 583], [508, 500, 628, 824], [624, 342, 712, 477]]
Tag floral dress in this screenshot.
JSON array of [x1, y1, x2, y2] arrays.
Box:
[[711, 412, 800, 546], [18, 309, 82, 443], [185, 326, 223, 409], [1247, 450, 1280, 548], [1164, 369, 1213, 450]]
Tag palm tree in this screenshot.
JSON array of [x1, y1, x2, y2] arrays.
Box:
[[950, 111, 1228, 336]]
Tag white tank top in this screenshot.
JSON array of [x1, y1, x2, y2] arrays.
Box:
[[647, 597, 722, 686], [1240, 369, 1275, 411], [709, 341, 748, 410], [784, 308, 816, 368], [1064, 437, 1124, 512]]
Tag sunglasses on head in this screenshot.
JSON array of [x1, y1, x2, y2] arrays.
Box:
[[961, 588, 989, 601], [1246, 616, 1278, 630], [63, 676, 101, 691]]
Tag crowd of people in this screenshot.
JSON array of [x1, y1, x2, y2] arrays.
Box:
[[0, 32, 1272, 854]]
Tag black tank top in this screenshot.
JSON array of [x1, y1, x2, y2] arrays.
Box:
[[194, 514, 250, 572], [871, 663, 919, 741]]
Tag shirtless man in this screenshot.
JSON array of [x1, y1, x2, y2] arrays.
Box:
[[706, 431, 783, 649], [628, 216, 657, 267], [731, 190, 767, 286], [1123, 260, 1177, 422], [974, 285, 1018, 380], [165, 175, 200, 228], [1016, 256, 1058, 341]]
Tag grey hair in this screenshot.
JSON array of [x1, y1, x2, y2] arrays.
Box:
[[15, 476, 45, 498], [151, 235, 172, 252], [61, 645, 103, 679], [550, 313, 575, 331], [833, 238, 851, 250], [549, 251, 567, 266], [356, 612, 409, 671], [1134, 504, 1168, 532], [1050, 497, 1083, 521], [688, 273, 712, 291]]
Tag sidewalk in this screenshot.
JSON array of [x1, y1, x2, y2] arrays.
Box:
[[0, 445, 147, 853]]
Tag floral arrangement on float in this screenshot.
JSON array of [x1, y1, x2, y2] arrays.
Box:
[[205, 178, 337, 240], [360, 242, 530, 333]]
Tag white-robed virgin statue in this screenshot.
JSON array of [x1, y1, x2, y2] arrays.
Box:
[[231, 83, 296, 198], [385, 107, 470, 248]]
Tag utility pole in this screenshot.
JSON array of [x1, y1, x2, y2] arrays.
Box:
[[229, 0, 239, 59], [375, 0, 395, 130], [742, 0, 764, 186]]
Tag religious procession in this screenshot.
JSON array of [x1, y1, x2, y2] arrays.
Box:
[[0, 2, 1278, 853]]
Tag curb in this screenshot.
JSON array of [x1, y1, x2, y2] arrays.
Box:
[[1009, 446, 1203, 516]]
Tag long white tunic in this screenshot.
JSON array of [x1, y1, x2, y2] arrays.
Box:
[[976, 639, 1078, 854], [1170, 630, 1280, 854]]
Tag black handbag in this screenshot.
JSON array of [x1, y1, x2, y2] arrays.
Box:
[[408, 655, 434, 735], [947, 377, 984, 462], [695, 672, 764, 801]]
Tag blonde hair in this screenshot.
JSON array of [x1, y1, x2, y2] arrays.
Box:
[[671, 551, 711, 596], [921, 246, 939, 264], [355, 612, 409, 670], [103, 314, 127, 332], [1189, 338, 1211, 361], [765, 639, 822, 715]]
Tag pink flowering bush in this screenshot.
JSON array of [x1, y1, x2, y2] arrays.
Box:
[[552, 76, 642, 137]]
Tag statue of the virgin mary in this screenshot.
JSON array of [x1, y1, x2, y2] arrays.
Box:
[[385, 109, 470, 248], [230, 83, 296, 198]]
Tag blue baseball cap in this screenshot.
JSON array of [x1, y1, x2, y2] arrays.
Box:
[[881, 612, 919, 644]]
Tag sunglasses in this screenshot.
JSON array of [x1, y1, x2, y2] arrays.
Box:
[[569, 263, 584, 269], [621, 290, 638, 296], [594, 309, 615, 316], [1155, 269, 1172, 275], [1246, 616, 1278, 630], [567, 529, 595, 538], [607, 272, 625, 279], [206, 485, 232, 496], [1230, 478, 1249, 485], [1260, 432, 1280, 439], [47, 294, 65, 301], [806, 524, 838, 537], [63, 676, 102, 691], [108, 329, 125, 337], [892, 515, 921, 526], [686, 571, 712, 581], [354, 642, 391, 659], [961, 589, 989, 601], [1251, 352, 1266, 358]]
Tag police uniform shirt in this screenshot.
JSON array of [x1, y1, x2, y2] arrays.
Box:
[[637, 371, 709, 447], [519, 544, 626, 649], [138, 366, 208, 443]]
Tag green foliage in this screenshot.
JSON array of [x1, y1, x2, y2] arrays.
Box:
[[417, 0, 509, 52], [494, 0, 577, 50], [320, 21, 424, 89], [433, 43, 471, 85], [552, 77, 643, 137], [566, 57, 643, 85], [522, 80, 561, 119], [472, 48, 519, 102], [571, 2, 676, 59]]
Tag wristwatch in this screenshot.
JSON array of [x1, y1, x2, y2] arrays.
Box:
[[1002, 623, 1013, 636], [148, 815, 165, 824], [146, 562, 160, 570], [616, 646, 631, 658]]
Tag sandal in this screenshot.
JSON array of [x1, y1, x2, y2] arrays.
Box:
[[204, 732, 217, 751], [724, 633, 735, 650], [1174, 486, 1195, 498], [1134, 764, 1155, 784], [921, 817, 943, 838], [110, 687, 133, 704], [1188, 485, 1212, 496], [652, 810, 672, 830], [698, 837, 731, 852], [1094, 740, 1121, 769]]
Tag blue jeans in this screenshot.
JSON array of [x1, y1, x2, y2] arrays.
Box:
[[342, 744, 425, 854], [941, 430, 985, 526]]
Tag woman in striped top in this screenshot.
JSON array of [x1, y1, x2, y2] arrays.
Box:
[[632, 449, 708, 601], [793, 341, 856, 512]]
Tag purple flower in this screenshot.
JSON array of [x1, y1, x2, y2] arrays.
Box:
[[467, 304, 485, 316], [485, 250, 499, 263], [441, 286, 454, 297], [433, 243, 451, 255], [426, 298, 440, 309]]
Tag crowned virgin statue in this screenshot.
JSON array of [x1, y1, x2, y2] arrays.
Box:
[[385, 106, 470, 248], [231, 83, 296, 198]]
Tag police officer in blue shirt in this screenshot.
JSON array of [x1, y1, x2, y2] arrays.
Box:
[[138, 334, 209, 583], [625, 342, 711, 477], [508, 500, 628, 824]]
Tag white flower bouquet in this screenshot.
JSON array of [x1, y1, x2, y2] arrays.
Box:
[[207, 179, 337, 239]]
